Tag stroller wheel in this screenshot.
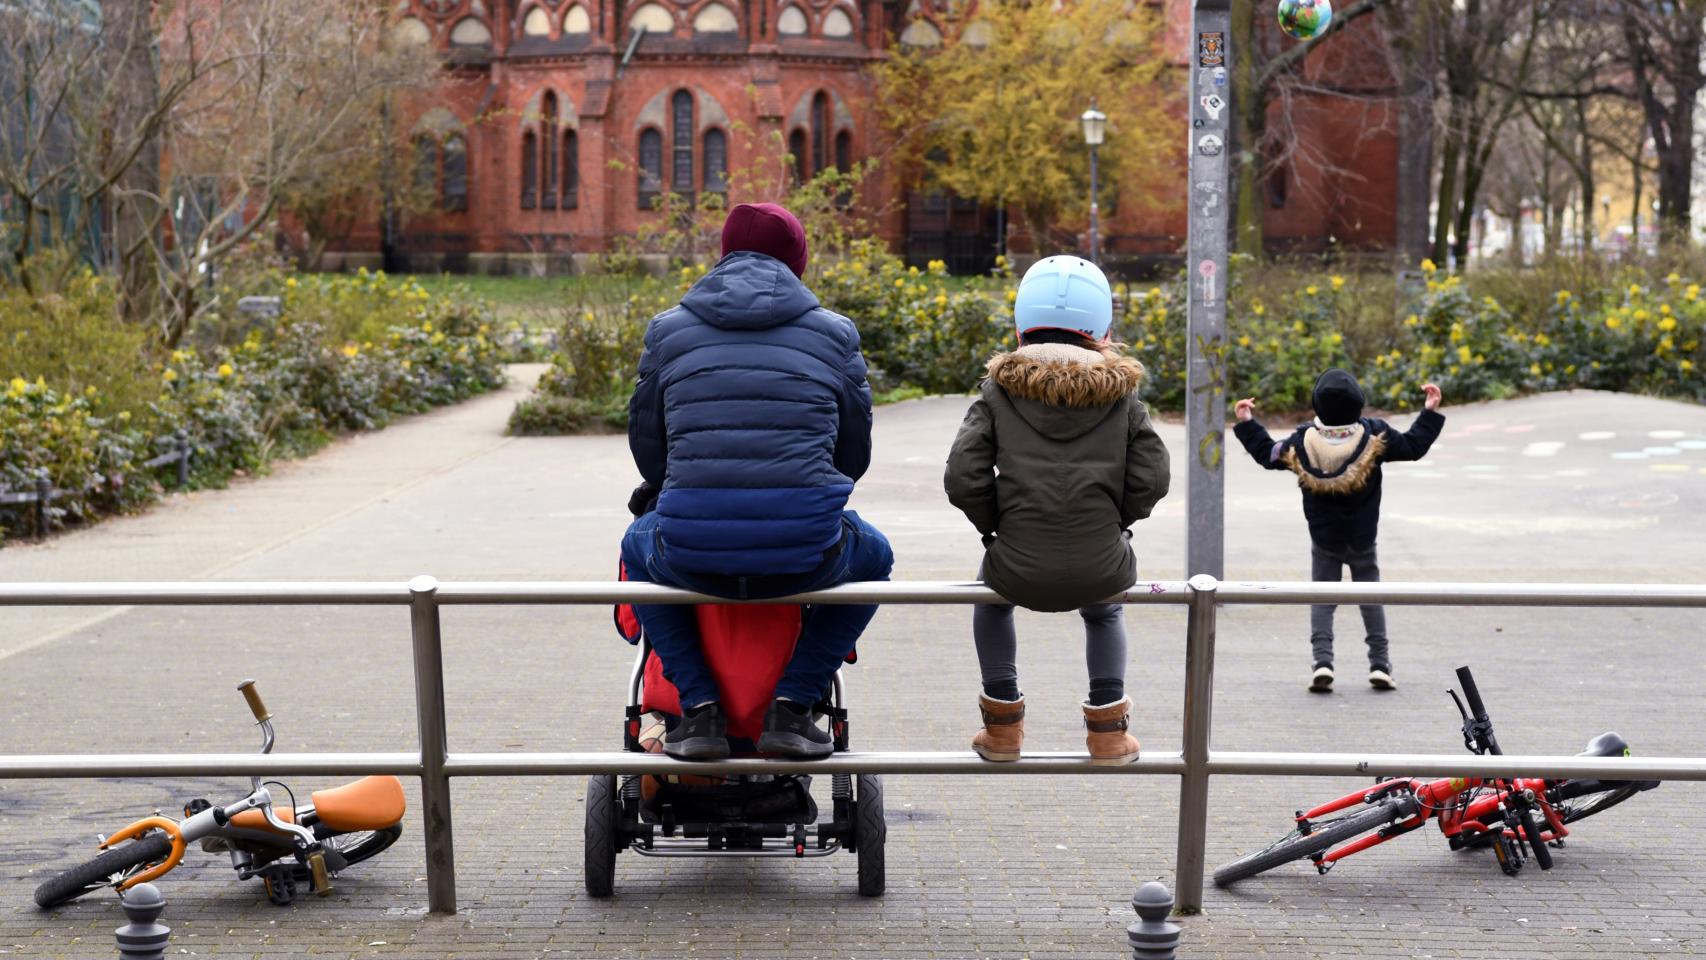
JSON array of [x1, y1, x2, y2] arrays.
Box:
[[854, 774, 885, 897], [585, 774, 620, 898]]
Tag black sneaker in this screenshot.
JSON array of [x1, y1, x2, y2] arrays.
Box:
[[1309, 663, 1335, 693], [1368, 665, 1396, 691], [664, 702, 729, 761], [756, 699, 833, 758]]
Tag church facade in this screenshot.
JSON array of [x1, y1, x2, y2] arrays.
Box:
[[363, 0, 1405, 275]]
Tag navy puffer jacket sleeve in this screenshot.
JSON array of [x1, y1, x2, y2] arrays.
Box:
[[627, 251, 873, 577]]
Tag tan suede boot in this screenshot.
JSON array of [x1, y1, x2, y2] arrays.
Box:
[[971, 694, 1025, 762], [1083, 697, 1139, 765]]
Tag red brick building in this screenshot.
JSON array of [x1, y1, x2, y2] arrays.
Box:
[[355, 0, 1403, 275]]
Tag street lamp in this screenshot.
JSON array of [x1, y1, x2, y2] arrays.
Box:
[[1081, 99, 1107, 264]]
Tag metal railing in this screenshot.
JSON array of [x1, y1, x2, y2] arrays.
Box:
[[4, 575, 1706, 915]]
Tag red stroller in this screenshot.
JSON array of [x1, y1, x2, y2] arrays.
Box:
[[583, 570, 885, 897]]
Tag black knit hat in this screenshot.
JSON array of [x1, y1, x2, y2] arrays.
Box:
[[1311, 368, 1365, 427]]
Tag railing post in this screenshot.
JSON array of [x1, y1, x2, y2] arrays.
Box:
[[408, 575, 457, 914], [1173, 573, 1219, 912]]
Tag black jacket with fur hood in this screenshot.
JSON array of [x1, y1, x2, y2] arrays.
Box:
[[1233, 407, 1445, 550], [945, 343, 1171, 612]]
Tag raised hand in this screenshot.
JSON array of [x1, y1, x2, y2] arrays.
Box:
[[1421, 383, 1442, 412], [1235, 397, 1257, 422]]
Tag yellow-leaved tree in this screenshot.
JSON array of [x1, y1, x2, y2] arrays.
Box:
[[874, 0, 1174, 251]]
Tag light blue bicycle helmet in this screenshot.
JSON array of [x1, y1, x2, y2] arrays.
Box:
[[1013, 255, 1113, 341]]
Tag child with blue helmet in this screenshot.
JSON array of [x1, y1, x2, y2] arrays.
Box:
[[944, 256, 1171, 764]]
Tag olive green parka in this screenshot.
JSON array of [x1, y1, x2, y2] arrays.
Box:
[[944, 343, 1171, 612]]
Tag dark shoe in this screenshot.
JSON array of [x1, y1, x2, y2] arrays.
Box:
[[664, 702, 729, 761], [756, 699, 833, 758], [1368, 665, 1396, 691], [1309, 663, 1335, 693]]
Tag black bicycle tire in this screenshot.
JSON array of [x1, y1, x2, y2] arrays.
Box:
[[584, 774, 618, 898], [34, 833, 174, 909], [1551, 779, 1648, 824], [1213, 799, 1410, 887], [854, 774, 885, 898]]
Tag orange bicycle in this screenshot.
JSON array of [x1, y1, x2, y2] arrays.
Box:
[[34, 680, 405, 909]]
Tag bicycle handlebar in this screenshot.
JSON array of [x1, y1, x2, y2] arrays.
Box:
[[236, 679, 272, 724], [1455, 666, 1487, 720], [1454, 665, 1502, 756]]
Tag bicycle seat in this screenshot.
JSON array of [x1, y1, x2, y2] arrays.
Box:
[[1578, 731, 1629, 758], [310, 776, 407, 832]]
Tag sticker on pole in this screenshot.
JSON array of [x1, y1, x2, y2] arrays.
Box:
[[1199, 94, 1226, 122], [1194, 181, 1222, 216], [1196, 134, 1224, 157], [1197, 32, 1225, 67], [1199, 260, 1220, 305]]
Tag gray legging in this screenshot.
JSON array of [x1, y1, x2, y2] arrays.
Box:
[[973, 602, 1127, 706], [1309, 541, 1389, 669]]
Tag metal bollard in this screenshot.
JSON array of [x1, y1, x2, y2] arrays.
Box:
[[115, 883, 170, 960], [33, 470, 51, 539], [174, 430, 191, 488], [1127, 880, 1181, 960]]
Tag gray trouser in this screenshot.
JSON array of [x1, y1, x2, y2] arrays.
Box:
[[1310, 541, 1389, 669], [973, 602, 1127, 703]]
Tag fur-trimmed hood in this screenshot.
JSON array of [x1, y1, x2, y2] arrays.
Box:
[[1282, 427, 1386, 495], [984, 344, 1146, 441]]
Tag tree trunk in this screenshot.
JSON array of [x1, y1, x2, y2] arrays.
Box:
[[104, 0, 163, 327], [1231, 0, 1263, 257], [1577, 101, 1594, 252], [1432, 90, 1464, 265], [1656, 95, 1697, 245], [1383, 4, 1436, 268]]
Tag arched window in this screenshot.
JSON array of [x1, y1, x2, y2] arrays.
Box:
[[639, 128, 663, 208], [563, 129, 580, 209], [441, 134, 468, 212], [541, 93, 559, 210], [671, 89, 694, 196], [899, 18, 941, 47], [521, 131, 538, 209], [629, 3, 674, 34], [413, 135, 439, 199], [703, 128, 728, 194], [522, 5, 552, 36], [450, 17, 493, 47], [693, 2, 738, 33], [563, 4, 591, 33], [810, 92, 829, 176], [822, 7, 853, 37], [777, 5, 807, 35], [788, 129, 807, 185]]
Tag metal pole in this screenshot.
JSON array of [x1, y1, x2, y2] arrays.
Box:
[[174, 430, 190, 488], [1089, 143, 1101, 264], [1186, 0, 1231, 579], [408, 575, 456, 914], [1173, 574, 1219, 913]]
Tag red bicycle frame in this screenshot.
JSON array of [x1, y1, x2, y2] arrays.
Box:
[[1297, 775, 1566, 867]]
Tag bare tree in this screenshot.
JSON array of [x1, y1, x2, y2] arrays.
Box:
[[1429, 0, 1544, 267], [1617, 0, 1704, 245], [118, 0, 437, 346], [1229, 0, 1398, 257], [0, 0, 209, 299]]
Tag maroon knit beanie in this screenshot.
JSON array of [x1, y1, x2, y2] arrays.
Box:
[[720, 202, 809, 278]]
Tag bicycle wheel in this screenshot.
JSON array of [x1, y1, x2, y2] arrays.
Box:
[[1550, 779, 1653, 825], [34, 833, 173, 909], [1214, 799, 1410, 887]]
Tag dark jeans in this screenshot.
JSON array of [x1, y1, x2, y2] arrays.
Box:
[[619, 509, 894, 707], [972, 602, 1127, 704], [1309, 540, 1389, 669]]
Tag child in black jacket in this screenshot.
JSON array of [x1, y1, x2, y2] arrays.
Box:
[[1233, 368, 1445, 693]]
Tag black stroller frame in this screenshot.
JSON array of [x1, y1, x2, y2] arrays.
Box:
[[582, 636, 887, 897]]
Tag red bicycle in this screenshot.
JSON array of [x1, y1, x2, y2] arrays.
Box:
[[1215, 666, 1660, 886]]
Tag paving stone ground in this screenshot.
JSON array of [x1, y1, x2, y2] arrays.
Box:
[[2, 380, 1705, 958]]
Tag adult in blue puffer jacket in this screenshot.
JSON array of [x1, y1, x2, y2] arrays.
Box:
[[620, 202, 894, 761]]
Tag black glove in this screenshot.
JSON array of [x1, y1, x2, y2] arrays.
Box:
[[627, 481, 659, 518]]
